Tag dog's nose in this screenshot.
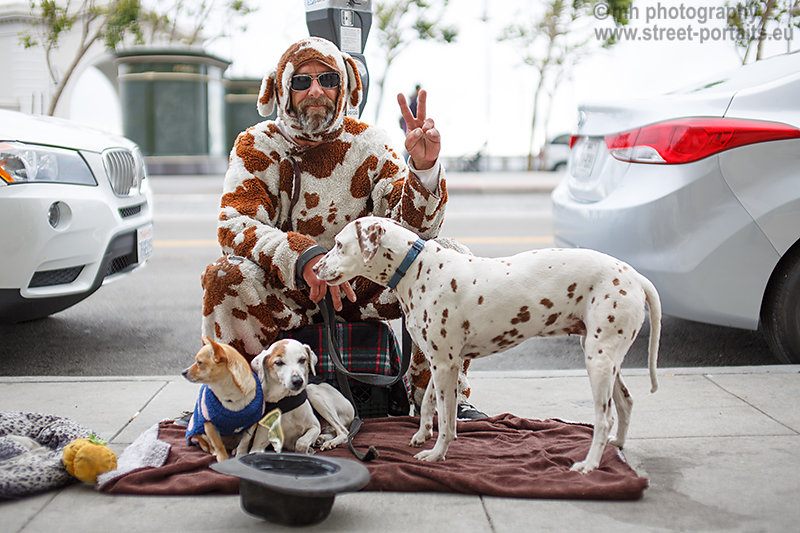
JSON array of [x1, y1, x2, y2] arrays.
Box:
[[290, 375, 304, 390]]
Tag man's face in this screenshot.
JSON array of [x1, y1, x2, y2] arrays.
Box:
[[291, 60, 339, 134]]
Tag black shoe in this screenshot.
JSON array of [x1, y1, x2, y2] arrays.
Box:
[[457, 402, 487, 420], [173, 410, 193, 427]]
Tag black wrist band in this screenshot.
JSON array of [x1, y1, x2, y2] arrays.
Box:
[[295, 245, 329, 282]]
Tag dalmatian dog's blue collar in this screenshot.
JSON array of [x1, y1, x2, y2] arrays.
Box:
[[387, 238, 426, 290]]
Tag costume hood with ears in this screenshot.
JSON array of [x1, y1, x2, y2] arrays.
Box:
[[257, 36, 363, 144]]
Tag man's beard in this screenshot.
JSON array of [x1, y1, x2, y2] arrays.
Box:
[[297, 96, 336, 135]]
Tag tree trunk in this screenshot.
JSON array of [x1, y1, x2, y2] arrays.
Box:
[[47, 31, 100, 116], [527, 71, 546, 171], [756, 0, 777, 61], [373, 71, 388, 124]]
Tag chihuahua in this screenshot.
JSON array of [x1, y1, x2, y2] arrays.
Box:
[[182, 337, 263, 462]]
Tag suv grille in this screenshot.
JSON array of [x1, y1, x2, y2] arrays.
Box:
[[119, 204, 144, 218], [29, 266, 84, 288], [102, 149, 138, 196], [104, 231, 138, 277]]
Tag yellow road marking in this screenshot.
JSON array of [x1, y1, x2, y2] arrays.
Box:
[[154, 236, 553, 248]]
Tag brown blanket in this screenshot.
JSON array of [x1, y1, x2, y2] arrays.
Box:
[[100, 414, 648, 499]]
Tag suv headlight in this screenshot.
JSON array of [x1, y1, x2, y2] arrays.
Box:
[[0, 142, 96, 185], [132, 145, 148, 183]]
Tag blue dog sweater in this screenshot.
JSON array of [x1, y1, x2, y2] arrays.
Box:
[[185, 373, 263, 445]]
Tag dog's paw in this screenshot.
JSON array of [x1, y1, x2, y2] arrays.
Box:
[[319, 436, 347, 451], [569, 460, 599, 474], [295, 441, 317, 455], [409, 429, 432, 447], [414, 448, 446, 462], [608, 436, 624, 449], [317, 439, 336, 451], [214, 452, 229, 463]]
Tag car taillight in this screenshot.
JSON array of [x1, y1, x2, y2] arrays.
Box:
[[604, 118, 800, 164]]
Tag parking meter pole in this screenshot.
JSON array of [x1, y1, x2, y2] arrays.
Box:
[[305, 0, 372, 118]]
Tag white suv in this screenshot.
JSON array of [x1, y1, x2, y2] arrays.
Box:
[[0, 110, 154, 322]]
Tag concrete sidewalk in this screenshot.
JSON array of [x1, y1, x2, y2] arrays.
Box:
[[2, 366, 799, 532]]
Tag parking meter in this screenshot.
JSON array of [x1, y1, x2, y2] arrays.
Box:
[[305, 0, 372, 118]]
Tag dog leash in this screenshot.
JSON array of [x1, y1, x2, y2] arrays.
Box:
[[318, 295, 412, 462], [319, 295, 411, 387], [280, 156, 303, 233]]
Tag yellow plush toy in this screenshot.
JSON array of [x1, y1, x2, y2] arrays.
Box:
[[62, 434, 117, 484]]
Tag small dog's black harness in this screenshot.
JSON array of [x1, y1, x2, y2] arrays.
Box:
[[263, 390, 308, 414]]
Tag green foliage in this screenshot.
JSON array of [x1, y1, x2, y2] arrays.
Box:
[[374, 0, 458, 66], [501, 0, 631, 70], [725, 0, 799, 62], [141, 0, 258, 45], [105, 0, 144, 49], [597, 0, 636, 25], [22, 1, 142, 52], [20, 0, 259, 115], [22, 0, 75, 48], [499, 0, 633, 169], [370, 0, 459, 121]]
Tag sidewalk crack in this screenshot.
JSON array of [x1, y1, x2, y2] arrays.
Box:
[[480, 495, 497, 532], [704, 374, 800, 435], [109, 380, 171, 442], [18, 490, 59, 532]]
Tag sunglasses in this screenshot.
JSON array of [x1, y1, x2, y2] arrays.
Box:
[[290, 72, 341, 91]]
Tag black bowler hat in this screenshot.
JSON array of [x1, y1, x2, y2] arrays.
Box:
[[211, 452, 370, 526]]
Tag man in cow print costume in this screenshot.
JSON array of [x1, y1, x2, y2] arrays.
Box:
[[200, 37, 484, 419]]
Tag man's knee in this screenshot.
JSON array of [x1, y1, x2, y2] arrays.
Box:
[[201, 256, 263, 313]]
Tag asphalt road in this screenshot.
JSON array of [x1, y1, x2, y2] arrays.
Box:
[[0, 173, 782, 376]]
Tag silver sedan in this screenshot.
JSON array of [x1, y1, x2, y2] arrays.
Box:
[[552, 51, 800, 363]]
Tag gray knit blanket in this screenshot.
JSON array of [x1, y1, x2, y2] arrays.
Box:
[[0, 412, 92, 499]]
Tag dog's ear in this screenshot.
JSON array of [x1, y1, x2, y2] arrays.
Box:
[[342, 52, 362, 111], [206, 337, 226, 363], [227, 349, 254, 394], [250, 351, 267, 384], [355, 219, 385, 263], [304, 344, 318, 376], [257, 67, 278, 118]]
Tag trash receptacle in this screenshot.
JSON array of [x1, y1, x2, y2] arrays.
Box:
[[116, 48, 231, 174], [224, 78, 273, 154]]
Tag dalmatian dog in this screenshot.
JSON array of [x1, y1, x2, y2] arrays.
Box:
[[313, 216, 661, 474]]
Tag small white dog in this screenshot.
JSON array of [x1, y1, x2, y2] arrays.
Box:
[[249, 339, 354, 454], [313, 216, 661, 473]]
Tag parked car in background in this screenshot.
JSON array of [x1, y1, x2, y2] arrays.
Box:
[[540, 134, 571, 171], [0, 110, 153, 322], [552, 50, 800, 363]]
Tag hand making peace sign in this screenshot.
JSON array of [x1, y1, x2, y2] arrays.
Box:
[[397, 89, 440, 171]]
